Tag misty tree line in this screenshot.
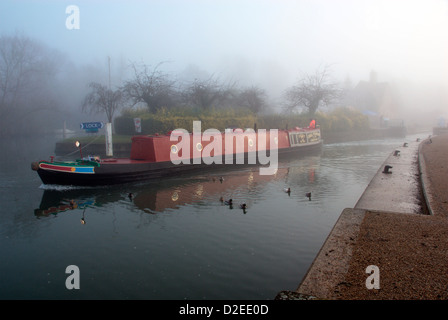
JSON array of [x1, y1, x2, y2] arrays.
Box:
[[83, 60, 341, 125], [1, 33, 341, 137], [0, 34, 66, 137], [82, 61, 272, 124]]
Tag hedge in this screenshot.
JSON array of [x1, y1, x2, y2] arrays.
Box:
[[115, 115, 261, 135], [114, 107, 369, 135]]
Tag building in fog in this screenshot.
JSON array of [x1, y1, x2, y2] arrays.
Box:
[[350, 71, 402, 128]]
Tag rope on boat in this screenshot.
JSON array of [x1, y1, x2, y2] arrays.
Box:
[[57, 134, 103, 160]]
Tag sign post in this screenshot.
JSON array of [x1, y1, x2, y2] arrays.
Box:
[[134, 118, 141, 133], [80, 122, 104, 133], [105, 123, 113, 157]]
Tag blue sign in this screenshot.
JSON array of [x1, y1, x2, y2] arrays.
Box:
[[80, 122, 104, 130]]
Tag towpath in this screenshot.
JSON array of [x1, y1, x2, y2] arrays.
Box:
[[277, 133, 448, 300]]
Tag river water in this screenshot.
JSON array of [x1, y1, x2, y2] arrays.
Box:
[[0, 133, 425, 300]]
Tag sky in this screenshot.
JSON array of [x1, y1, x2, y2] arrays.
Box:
[[1, 0, 448, 104]]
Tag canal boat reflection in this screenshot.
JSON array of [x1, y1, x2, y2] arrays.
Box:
[[34, 154, 321, 219], [34, 194, 96, 217]]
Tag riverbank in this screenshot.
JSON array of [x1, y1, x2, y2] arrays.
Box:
[[277, 133, 448, 300], [320, 126, 406, 144], [53, 127, 409, 158]]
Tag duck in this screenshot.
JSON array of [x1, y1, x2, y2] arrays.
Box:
[[224, 199, 233, 205], [239, 203, 247, 210], [284, 187, 291, 193], [306, 192, 311, 200], [219, 177, 224, 183]]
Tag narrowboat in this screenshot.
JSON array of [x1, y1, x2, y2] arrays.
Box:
[[31, 127, 322, 186]]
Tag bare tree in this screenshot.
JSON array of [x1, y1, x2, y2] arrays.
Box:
[[237, 86, 267, 114], [184, 75, 235, 111], [82, 82, 124, 123], [284, 65, 340, 115], [122, 62, 177, 113]]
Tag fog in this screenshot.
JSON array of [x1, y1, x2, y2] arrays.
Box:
[[1, 0, 447, 135]]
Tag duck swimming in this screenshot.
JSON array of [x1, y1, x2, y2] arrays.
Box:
[[224, 199, 233, 205], [306, 192, 311, 200], [284, 188, 291, 193], [239, 203, 247, 209]]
